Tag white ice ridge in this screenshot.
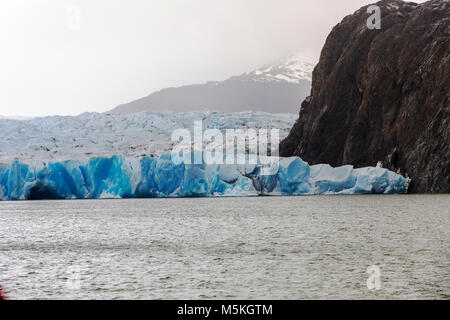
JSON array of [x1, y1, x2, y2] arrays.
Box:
[[0, 110, 297, 164]]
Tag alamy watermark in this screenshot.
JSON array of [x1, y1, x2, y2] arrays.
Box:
[[66, 5, 81, 31], [170, 120, 280, 175], [367, 5, 381, 30], [66, 265, 83, 290], [366, 265, 381, 290]]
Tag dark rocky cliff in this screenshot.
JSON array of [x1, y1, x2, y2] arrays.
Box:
[[280, 0, 449, 193]]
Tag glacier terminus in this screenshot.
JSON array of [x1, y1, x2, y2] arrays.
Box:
[[0, 154, 409, 200], [0, 111, 410, 200]]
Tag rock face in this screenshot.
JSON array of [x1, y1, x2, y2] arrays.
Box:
[[280, 0, 449, 193]]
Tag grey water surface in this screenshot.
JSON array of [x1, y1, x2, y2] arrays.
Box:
[[0, 195, 448, 299]]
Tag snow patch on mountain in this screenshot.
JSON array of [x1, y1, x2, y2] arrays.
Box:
[[229, 53, 315, 84]]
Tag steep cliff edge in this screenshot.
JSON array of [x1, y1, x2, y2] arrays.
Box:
[[280, 0, 449, 193]]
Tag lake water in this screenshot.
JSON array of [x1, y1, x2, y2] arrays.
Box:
[[0, 195, 448, 300]]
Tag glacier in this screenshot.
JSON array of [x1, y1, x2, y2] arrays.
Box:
[[0, 110, 296, 164], [0, 153, 409, 201], [0, 110, 410, 200]]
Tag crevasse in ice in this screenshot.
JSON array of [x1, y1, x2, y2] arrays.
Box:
[[0, 153, 409, 200]]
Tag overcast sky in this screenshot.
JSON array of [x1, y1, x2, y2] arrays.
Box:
[[0, 0, 426, 117]]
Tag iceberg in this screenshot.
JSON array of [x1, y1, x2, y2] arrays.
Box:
[[0, 153, 409, 201]]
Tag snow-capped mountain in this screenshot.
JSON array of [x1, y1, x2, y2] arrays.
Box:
[[109, 54, 314, 114], [228, 53, 314, 83]]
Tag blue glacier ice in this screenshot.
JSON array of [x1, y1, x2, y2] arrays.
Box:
[[0, 153, 409, 201]]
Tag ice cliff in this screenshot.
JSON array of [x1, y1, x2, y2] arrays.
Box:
[[0, 153, 409, 200]]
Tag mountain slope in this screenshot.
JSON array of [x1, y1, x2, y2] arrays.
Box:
[[108, 54, 314, 114], [280, 0, 449, 193]]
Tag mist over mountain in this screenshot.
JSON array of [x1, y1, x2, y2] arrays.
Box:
[[108, 54, 313, 114], [0, 115, 33, 121]]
